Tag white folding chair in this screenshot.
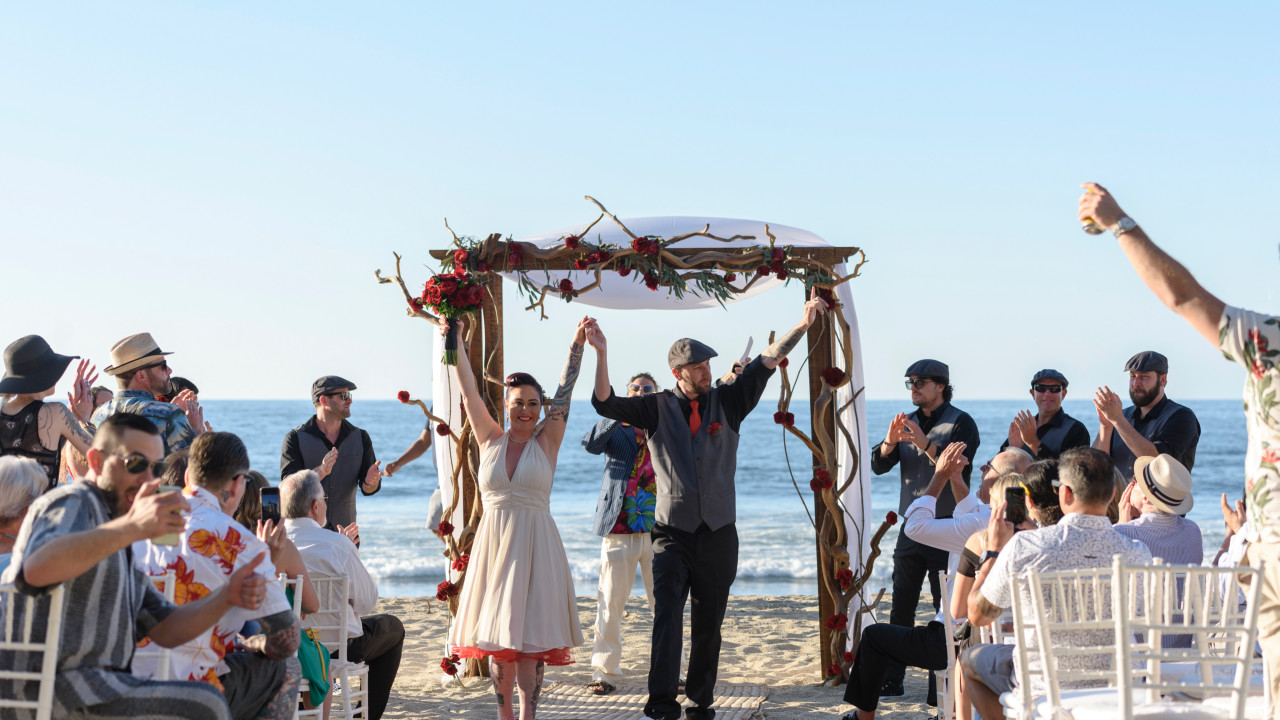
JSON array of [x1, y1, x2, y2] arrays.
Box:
[[0, 583, 67, 720], [938, 569, 961, 720], [306, 575, 368, 720], [131, 569, 176, 681]]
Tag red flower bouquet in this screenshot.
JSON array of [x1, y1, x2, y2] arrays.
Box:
[[420, 270, 485, 365]]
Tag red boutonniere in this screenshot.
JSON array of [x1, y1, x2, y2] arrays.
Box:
[[708, 422, 723, 436]]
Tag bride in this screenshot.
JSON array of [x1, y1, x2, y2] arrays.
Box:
[[444, 316, 591, 720]]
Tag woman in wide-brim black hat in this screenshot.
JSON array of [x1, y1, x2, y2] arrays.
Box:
[[0, 335, 98, 489]]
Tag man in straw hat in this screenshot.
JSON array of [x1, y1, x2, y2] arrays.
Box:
[[588, 290, 829, 720], [1080, 181, 1280, 716], [92, 333, 203, 455], [1114, 453, 1203, 564]]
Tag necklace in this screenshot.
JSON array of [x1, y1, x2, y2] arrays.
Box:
[[508, 435, 531, 444]]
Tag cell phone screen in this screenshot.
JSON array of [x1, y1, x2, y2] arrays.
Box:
[[1004, 486, 1027, 527], [261, 487, 281, 524]]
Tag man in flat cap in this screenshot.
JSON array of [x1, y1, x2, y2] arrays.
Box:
[[1077, 183, 1280, 709], [280, 376, 382, 531], [871, 358, 979, 697], [1000, 369, 1090, 459], [1091, 350, 1200, 482], [93, 332, 204, 455], [588, 291, 829, 720]]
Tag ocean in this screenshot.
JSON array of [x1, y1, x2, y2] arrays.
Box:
[[208, 397, 1247, 598]]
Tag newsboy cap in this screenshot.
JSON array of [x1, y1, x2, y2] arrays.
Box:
[[905, 359, 949, 382], [311, 375, 357, 403], [1031, 369, 1069, 387], [1125, 351, 1169, 375], [668, 338, 718, 369]]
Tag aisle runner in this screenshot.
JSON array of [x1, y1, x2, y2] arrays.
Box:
[[536, 682, 768, 720]]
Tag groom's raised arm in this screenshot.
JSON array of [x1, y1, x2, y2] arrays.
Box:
[[588, 323, 660, 432]]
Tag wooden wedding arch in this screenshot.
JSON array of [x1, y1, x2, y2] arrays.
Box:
[[375, 199, 895, 684]]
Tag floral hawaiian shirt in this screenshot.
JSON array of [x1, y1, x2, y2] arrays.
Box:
[[1219, 305, 1280, 544], [134, 486, 290, 689], [90, 389, 196, 455], [611, 427, 657, 534]]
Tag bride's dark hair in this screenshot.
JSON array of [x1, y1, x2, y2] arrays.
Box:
[[505, 372, 545, 400]]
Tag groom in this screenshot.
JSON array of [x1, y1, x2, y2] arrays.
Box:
[[588, 291, 829, 720]]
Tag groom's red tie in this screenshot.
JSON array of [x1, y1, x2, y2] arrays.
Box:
[[689, 400, 701, 435]]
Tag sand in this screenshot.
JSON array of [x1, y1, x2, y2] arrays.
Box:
[[377, 593, 938, 719]]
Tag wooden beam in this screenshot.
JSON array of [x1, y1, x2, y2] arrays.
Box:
[[807, 305, 839, 679], [431, 245, 861, 271]]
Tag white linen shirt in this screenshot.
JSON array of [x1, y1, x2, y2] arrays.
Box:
[[904, 493, 990, 556], [135, 486, 290, 689], [286, 516, 378, 638]]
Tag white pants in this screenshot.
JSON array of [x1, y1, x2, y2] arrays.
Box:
[[1246, 541, 1280, 720], [590, 532, 655, 683]]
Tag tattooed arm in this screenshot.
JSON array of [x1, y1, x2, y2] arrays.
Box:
[[39, 402, 94, 456], [541, 317, 592, 454], [759, 288, 829, 370]]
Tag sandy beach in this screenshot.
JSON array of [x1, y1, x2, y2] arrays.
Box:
[[378, 593, 937, 720]]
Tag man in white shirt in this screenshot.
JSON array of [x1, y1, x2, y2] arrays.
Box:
[[904, 446, 1032, 559], [282, 469, 403, 720]]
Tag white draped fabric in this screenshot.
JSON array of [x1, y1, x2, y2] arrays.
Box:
[[432, 217, 871, 614]]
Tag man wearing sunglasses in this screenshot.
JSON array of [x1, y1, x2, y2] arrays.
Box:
[[871, 358, 980, 698], [581, 372, 660, 696], [1091, 350, 1201, 483], [280, 375, 382, 531], [999, 369, 1090, 460], [92, 332, 204, 455], [1, 413, 271, 720]]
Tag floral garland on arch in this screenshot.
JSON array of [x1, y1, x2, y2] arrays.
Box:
[[374, 197, 881, 684]]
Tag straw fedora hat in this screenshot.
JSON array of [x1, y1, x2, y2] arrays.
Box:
[[1132, 454, 1194, 515], [0, 335, 79, 395], [104, 333, 174, 376]]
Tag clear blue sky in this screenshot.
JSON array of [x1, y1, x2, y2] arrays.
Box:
[[3, 2, 1277, 403]]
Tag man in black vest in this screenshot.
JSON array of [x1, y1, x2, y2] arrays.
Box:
[[1092, 351, 1201, 481], [280, 376, 382, 531], [999, 369, 1091, 459], [589, 292, 828, 720], [871, 359, 979, 697]]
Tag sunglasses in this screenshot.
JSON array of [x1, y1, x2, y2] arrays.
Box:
[[323, 391, 352, 401], [139, 360, 169, 372], [628, 384, 657, 394], [905, 378, 933, 390], [1032, 384, 1064, 394], [116, 452, 167, 477]]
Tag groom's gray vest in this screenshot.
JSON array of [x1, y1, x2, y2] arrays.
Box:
[[647, 390, 739, 532], [896, 404, 964, 517]]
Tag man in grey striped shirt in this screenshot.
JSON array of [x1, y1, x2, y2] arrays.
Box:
[[1114, 453, 1203, 565], [1, 413, 271, 720]]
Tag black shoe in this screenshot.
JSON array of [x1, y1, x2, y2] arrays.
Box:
[[878, 679, 905, 697], [685, 708, 714, 720]]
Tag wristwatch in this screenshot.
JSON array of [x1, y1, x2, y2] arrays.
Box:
[[980, 550, 1000, 565], [1111, 216, 1138, 238]]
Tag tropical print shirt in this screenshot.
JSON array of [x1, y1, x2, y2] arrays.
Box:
[[134, 486, 289, 689], [90, 389, 196, 455], [1219, 305, 1280, 544], [611, 427, 657, 534]]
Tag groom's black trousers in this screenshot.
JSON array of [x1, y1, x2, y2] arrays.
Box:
[[644, 521, 738, 720]]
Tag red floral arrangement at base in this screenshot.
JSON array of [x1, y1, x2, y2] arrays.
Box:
[[441, 653, 461, 676]]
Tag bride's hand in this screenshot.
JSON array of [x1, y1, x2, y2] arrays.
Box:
[[573, 316, 594, 346]]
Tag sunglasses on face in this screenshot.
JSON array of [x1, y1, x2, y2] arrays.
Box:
[[905, 378, 932, 390], [628, 384, 657, 394], [116, 452, 167, 477], [323, 391, 352, 401], [139, 360, 169, 372], [1032, 384, 1064, 394]]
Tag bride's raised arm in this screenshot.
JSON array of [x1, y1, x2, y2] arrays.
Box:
[[541, 316, 593, 450], [444, 320, 504, 446]]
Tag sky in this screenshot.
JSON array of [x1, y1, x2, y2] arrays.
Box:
[[2, 1, 1277, 404]]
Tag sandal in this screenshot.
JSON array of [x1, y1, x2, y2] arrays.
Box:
[[587, 680, 616, 695]]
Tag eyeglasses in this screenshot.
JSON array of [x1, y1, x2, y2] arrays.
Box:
[[139, 360, 169, 372], [115, 452, 167, 477], [1032, 384, 1064, 394], [905, 378, 932, 390], [628, 384, 657, 394], [323, 391, 352, 401]]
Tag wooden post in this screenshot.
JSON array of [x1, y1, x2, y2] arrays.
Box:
[[807, 306, 839, 678]]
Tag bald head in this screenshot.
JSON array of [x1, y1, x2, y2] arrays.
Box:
[[991, 448, 1033, 477]]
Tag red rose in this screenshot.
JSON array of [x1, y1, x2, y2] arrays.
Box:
[[772, 247, 785, 262], [824, 613, 847, 631], [724, 272, 736, 282], [842, 651, 855, 663], [438, 520, 454, 535], [454, 249, 469, 265], [436, 423, 450, 436], [815, 469, 832, 489], [817, 287, 835, 305], [425, 286, 443, 305], [773, 411, 787, 426], [644, 273, 659, 290], [886, 511, 898, 525], [822, 367, 846, 386], [477, 260, 490, 273], [775, 269, 788, 281], [397, 390, 410, 403], [826, 663, 842, 678], [508, 253, 524, 267], [564, 235, 580, 249], [453, 265, 467, 278], [647, 240, 661, 256], [757, 265, 771, 276], [708, 422, 722, 436], [435, 581, 458, 600], [411, 297, 424, 309], [559, 278, 574, 293], [631, 237, 647, 253], [779, 357, 789, 368], [586, 251, 601, 264], [424, 276, 436, 287], [451, 553, 470, 572], [770, 260, 783, 273], [617, 265, 632, 277], [809, 478, 823, 492], [439, 279, 458, 296], [573, 258, 589, 271], [836, 568, 854, 589], [596, 250, 612, 263]]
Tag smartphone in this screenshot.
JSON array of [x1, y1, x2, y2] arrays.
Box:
[[153, 486, 182, 546], [261, 487, 281, 524], [1004, 486, 1027, 527]]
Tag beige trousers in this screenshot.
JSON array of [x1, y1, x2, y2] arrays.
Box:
[[1246, 541, 1280, 720], [590, 532, 656, 683]]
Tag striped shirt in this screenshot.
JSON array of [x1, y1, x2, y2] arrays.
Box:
[[1113, 512, 1204, 565], [0, 481, 176, 716]]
